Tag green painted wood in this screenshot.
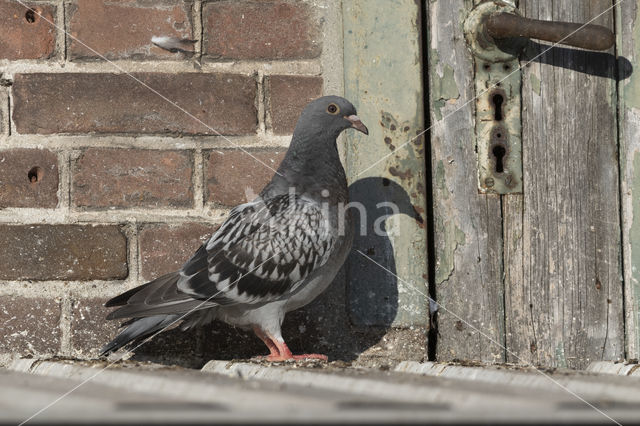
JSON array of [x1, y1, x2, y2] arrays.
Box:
[[502, 0, 624, 368], [616, 1, 640, 360], [429, 0, 506, 363], [342, 0, 429, 327]]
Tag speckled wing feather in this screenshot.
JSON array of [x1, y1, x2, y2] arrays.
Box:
[[176, 194, 335, 305]]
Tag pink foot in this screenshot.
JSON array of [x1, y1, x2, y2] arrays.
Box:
[[262, 353, 328, 361], [262, 353, 327, 362], [292, 354, 328, 361], [252, 327, 328, 362]]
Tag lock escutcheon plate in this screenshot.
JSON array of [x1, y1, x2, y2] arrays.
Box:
[[465, 1, 523, 194]]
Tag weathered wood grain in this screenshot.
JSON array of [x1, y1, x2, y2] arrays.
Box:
[[429, 0, 506, 363], [617, 0, 640, 361], [503, 0, 624, 368]]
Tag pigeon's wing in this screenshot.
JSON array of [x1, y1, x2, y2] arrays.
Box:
[[176, 194, 336, 305]]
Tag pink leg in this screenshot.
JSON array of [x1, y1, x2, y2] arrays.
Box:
[[252, 326, 280, 359]]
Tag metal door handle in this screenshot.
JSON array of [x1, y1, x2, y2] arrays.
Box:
[[485, 12, 614, 51]]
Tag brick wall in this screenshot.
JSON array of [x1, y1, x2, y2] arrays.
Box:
[[0, 0, 341, 365]]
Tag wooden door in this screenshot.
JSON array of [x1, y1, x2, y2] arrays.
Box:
[[429, 0, 626, 368]]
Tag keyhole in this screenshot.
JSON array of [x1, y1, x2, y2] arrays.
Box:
[[25, 9, 36, 23], [492, 94, 504, 121], [28, 166, 43, 183], [493, 145, 506, 173]]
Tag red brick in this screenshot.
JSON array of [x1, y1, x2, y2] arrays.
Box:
[[204, 1, 321, 60], [0, 1, 56, 60], [0, 296, 61, 355], [73, 149, 193, 209], [68, 0, 193, 61], [267, 75, 323, 134], [70, 298, 120, 357], [0, 149, 59, 208], [139, 222, 213, 280], [206, 149, 284, 207], [72, 296, 201, 362], [12, 73, 257, 135], [0, 225, 128, 280]]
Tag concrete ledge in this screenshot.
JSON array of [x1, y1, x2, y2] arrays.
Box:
[[586, 361, 640, 377], [5, 358, 640, 423], [202, 359, 640, 423], [394, 361, 640, 403]]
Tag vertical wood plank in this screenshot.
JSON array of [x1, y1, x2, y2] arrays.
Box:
[[429, 0, 506, 363], [343, 0, 429, 328], [617, 0, 640, 361], [503, 0, 624, 368]]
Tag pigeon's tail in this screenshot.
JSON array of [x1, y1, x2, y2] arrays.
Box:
[[104, 271, 212, 320], [100, 314, 180, 356]]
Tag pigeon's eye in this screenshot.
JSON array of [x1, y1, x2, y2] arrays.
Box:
[[327, 103, 339, 115]]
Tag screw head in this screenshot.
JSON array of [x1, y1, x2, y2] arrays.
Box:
[[484, 177, 495, 187]]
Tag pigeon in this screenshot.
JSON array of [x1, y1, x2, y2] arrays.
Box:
[[101, 96, 368, 361]]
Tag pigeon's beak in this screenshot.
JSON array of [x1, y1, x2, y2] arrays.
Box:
[[345, 115, 369, 135]]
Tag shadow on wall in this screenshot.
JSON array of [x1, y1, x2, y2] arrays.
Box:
[[131, 177, 426, 368]]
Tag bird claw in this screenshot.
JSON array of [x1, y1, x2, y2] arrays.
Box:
[[291, 354, 328, 361], [253, 353, 328, 362]]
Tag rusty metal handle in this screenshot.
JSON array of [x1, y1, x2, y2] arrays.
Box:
[[485, 12, 614, 51]]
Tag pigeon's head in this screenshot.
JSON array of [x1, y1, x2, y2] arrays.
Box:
[[295, 96, 368, 139]]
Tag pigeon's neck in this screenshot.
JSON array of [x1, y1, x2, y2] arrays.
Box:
[[266, 133, 347, 203]]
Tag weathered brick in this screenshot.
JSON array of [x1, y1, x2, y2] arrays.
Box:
[[139, 222, 213, 281], [67, 0, 193, 61], [204, 1, 321, 60], [206, 149, 284, 207], [267, 75, 323, 134], [0, 296, 61, 355], [73, 149, 193, 209], [0, 149, 59, 208], [71, 296, 201, 363], [71, 298, 120, 357], [0, 225, 128, 280], [12, 73, 257, 135], [0, 1, 56, 60]]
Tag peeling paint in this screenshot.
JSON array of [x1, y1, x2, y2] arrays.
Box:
[[530, 74, 541, 96], [435, 221, 466, 285], [435, 160, 449, 200], [436, 64, 460, 101], [389, 166, 414, 180], [555, 343, 568, 369], [343, 0, 428, 328], [433, 99, 446, 121], [624, 7, 640, 110], [432, 64, 460, 122], [631, 152, 640, 345], [619, 2, 640, 360]]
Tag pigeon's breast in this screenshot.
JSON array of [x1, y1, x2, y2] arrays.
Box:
[[283, 208, 354, 313]]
